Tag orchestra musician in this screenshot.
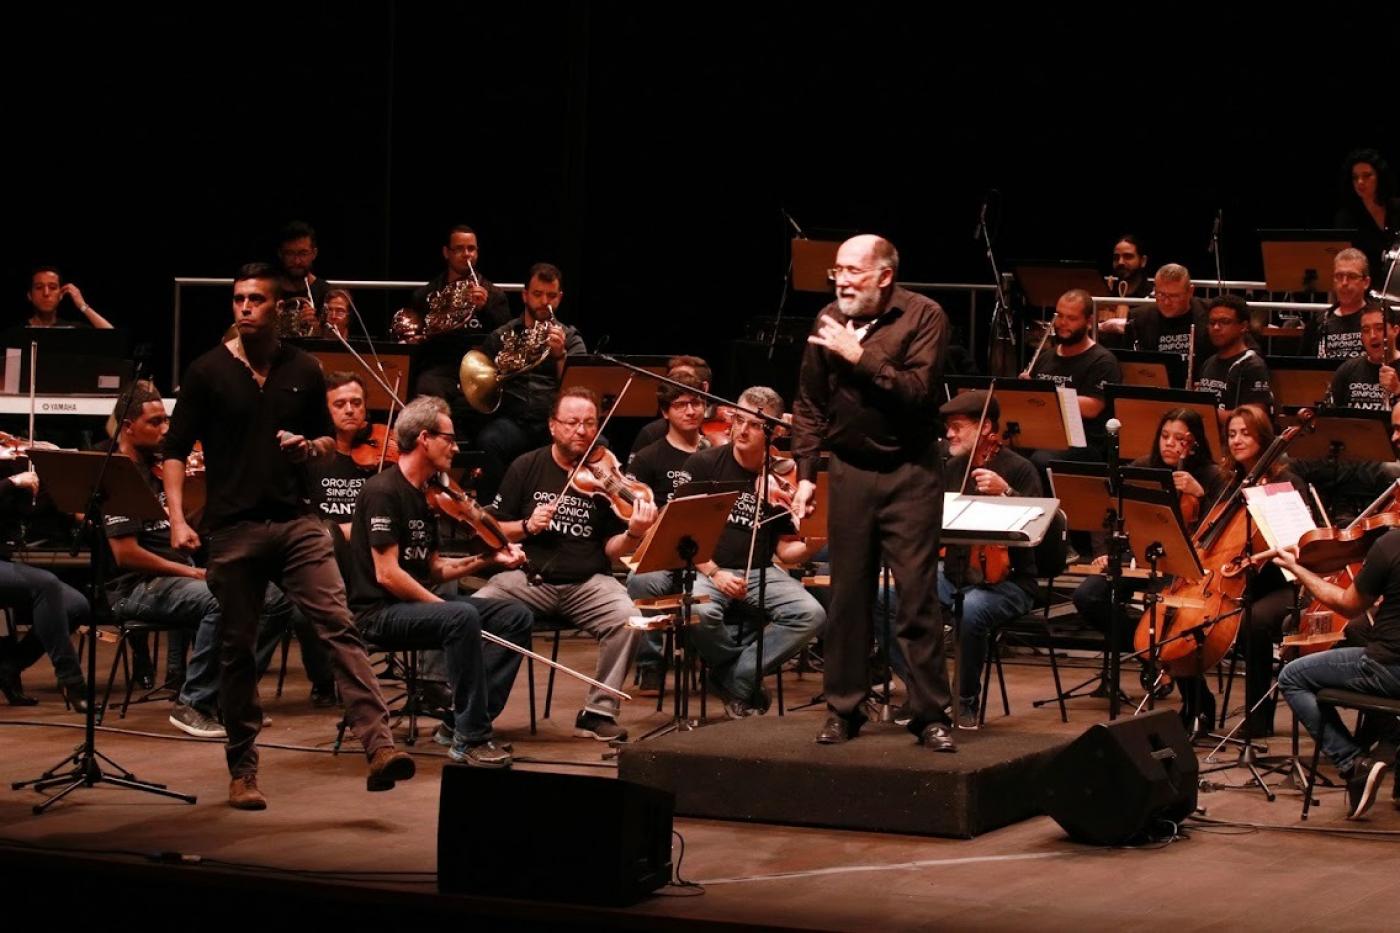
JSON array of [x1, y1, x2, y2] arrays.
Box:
[[1314, 248, 1375, 360], [1328, 304, 1399, 410], [626, 355, 713, 465], [791, 234, 957, 752], [24, 265, 114, 329], [1334, 149, 1400, 281], [1025, 288, 1121, 468], [1193, 295, 1273, 423], [1111, 264, 1214, 363], [1096, 234, 1152, 347], [321, 289, 353, 340], [275, 220, 330, 311]]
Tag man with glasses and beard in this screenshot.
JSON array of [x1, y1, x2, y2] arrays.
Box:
[[1025, 288, 1122, 467], [1314, 249, 1377, 360], [790, 234, 957, 752]]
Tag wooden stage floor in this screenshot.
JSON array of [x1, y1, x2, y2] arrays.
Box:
[[2, 633, 1399, 931]]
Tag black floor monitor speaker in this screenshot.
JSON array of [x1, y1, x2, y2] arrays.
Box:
[[438, 765, 674, 906], [1039, 709, 1198, 846]]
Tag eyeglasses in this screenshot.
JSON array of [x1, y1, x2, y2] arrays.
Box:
[[1334, 272, 1365, 282], [423, 430, 458, 446], [553, 419, 598, 432], [730, 414, 766, 432], [1156, 290, 1189, 302], [669, 399, 705, 410], [826, 265, 878, 282]]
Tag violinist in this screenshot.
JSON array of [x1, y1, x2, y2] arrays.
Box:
[[1313, 249, 1374, 360], [626, 355, 713, 465], [475, 386, 657, 743], [345, 396, 533, 768], [624, 371, 709, 692], [1328, 304, 1399, 411], [1194, 295, 1273, 425], [1072, 409, 1222, 678], [681, 387, 826, 720], [309, 372, 379, 539], [1175, 405, 1308, 737], [939, 391, 1042, 729]]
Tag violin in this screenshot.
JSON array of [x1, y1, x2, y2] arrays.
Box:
[[349, 423, 400, 470], [423, 472, 539, 579], [959, 392, 1012, 585], [701, 406, 736, 447], [569, 447, 654, 521]]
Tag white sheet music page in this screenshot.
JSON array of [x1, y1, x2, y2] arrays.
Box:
[[1243, 482, 1318, 580], [944, 499, 1043, 533], [1055, 387, 1088, 448]]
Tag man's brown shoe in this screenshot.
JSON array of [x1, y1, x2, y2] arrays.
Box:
[[228, 774, 267, 810], [366, 746, 416, 792]]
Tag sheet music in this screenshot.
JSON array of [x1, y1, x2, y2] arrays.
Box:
[[944, 500, 1043, 533], [1056, 386, 1088, 448], [943, 493, 972, 526], [1244, 482, 1318, 581]]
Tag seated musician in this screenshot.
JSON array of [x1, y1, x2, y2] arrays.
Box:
[[939, 391, 1042, 729], [681, 387, 826, 719], [627, 355, 713, 464], [345, 395, 533, 768], [1195, 295, 1273, 425], [1117, 264, 1213, 363], [1328, 304, 1398, 410], [475, 387, 657, 742], [275, 221, 330, 311], [1072, 408, 1223, 676], [473, 262, 586, 504], [1095, 234, 1152, 348], [624, 372, 708, 691], [0, 470, 90, 710], [1025, 288, 1121, 468], [24, 265, 114, 329], [101, 382, 307, 738], [321, 289, 353, 341], [311, 372, 380, 541], [1173, 405, 1309, 738], [1313, 248, 1374, 360]]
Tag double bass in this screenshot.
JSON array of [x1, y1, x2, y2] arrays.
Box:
[[1134, 410, 1315, 677]]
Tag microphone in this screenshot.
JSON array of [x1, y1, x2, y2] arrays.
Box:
[[1105, 417, 1122, 465], [1208, 209, 1222, 254], [973, 198, 989, 240], [781, 208, 805, 239]]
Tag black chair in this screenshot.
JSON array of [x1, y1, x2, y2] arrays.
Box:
[[98, 618, 186, 722], [1300, 688, 1400, 820]]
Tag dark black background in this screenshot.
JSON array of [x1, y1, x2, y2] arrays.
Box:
[[4, 4, 1395, 394]]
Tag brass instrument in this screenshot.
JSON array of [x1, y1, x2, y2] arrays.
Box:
[[276, 297, 321, 338], [423, 276, 483, 336], [388, 308, 424, 343], [459, 305, 556, 414]]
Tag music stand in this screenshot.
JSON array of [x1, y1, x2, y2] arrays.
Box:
[[632, 490, 741, 740], [1284, 409, 1394, 462], [299, 344, 410, 412], [1267, 356, 1340, 409], [791, 240, 842, 292], [1259, 229, 1356, 294], [13, 449, 195, 812], [1114, 350, 1181, 389], [959, 377, 1075, 450], [1105, 385, 1223, 463], [1011, 260, 1108, 309], [561, 356, 670, 418], [1047, 463, 1114, 534]]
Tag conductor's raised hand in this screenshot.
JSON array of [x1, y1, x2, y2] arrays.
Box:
[[807, 314, 865, 365]]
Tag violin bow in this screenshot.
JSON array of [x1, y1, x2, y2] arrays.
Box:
[[960, 381, 997, 495], [377, 374, 403, 473]]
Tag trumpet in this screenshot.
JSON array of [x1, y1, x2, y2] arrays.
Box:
[[459, 304, 556, 414]]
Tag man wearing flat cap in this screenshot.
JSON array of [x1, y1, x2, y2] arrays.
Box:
[[938, 390, 1043, 728]]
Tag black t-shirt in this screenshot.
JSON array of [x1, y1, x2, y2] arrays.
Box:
[[1351, 527, 1400, 664], [627, 418, 669, 467], [488, 446, 624, 584], [1318, 307, 1366, 360], [1029, 343, 1121, 445], [480, 318, 587, 424], [682, 445, 793, 570], [1329, 354, 1394, 411], [409, 272, 513, 333], [942, 446, 1042, 597], [1126, 299, 1213, 362], [165, 341, 335, 531], [628, 437, 697, 505], [308, 451, 375, 523], [1195, 349, 1273, 414], [347, 466, 440, 618], [103, 456, 195, 596]]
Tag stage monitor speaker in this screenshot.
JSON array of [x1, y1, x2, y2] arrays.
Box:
[[438, 766, 674, 906], [1039, 709, 1197, 846]]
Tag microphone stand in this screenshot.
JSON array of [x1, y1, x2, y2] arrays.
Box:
[[1209, 209, 1224, 291], [768, 208, 806, 362], [976, 193, 1017, 374], [1103, 420, 1127, 720], [598, 353, 788, 713]]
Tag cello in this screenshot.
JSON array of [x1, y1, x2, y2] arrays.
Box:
[[1134, 410, 1315, 677]]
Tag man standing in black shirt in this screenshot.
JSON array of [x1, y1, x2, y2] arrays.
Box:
[[1329, 305, 1399, 409], [1194, 295, 1273, 425], [1314, 249, 1375, 360], [347, 396, 533, 768], [164, 263, 414, 809], [683, 387, 825, 718], [1027, 289, 1122, 463], [791, 234, 956, 752], [474, 263, 586, 503], [1277, 531, 1400, 819], [938, 392, 1042, 729], [476, 387, 657, 742]]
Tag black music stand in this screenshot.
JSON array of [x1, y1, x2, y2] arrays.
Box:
[[950, 377, 1078, 451], [1268, 356, 1340, 409], [13, 449, 196, 812], [631, 489, 741, 740], [1105, 385, 1224, 464], [1114, 350, 1181, 389], [1011, 261, 1108, 309], [1285, 409, 1393, 463]]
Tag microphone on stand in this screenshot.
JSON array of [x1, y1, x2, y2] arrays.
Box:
[[973, 197, 989, 241], [1208, 209, 1222, 255], [1105, 417, 1123, 495], [781, 208, 806, 240]]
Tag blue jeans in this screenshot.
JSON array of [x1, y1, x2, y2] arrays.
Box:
[[0, 559, 89, 686], [938, 573, 1034, 704], [625, 569, 681, 672], [691, 567, 826, 702], [1279, 647, 1400, 772], [358, 595, 532, 743], [117, 577, 294, 716]]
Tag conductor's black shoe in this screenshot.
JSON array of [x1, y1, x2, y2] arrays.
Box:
[[816, 715, 860, 744], [918, 722, 958, 753], [1345, 756, 1389, 820]]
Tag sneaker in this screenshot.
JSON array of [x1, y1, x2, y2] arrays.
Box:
[[1345, 756, 1389, 820], [228, 774, 267, 810], [450, 737, 512, 768], [574, 711, 628, 743], [310, 682, 340, 708], [434, 722, 511, 752], [724, 697, 757, 720], [956, 698, 980, 730], [366, 746, 416, 792], [170, 703, 226, 739]]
